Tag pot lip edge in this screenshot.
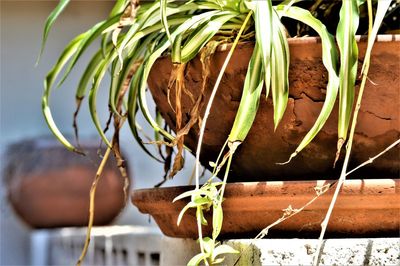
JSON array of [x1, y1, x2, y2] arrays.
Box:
[[131, 178, 399, 195], [216, 34, 400, 51], [152, 34, 400, 61]]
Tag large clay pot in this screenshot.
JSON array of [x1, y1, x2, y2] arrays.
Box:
[[148, 35, 400, 181], [3, 138, 129, 228]]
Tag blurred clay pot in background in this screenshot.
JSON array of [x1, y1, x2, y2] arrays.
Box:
[[148, 35, 400, 181], [3, 137, 129, 228]]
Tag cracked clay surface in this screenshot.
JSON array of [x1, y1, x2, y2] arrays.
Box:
[[148, 40, 399, 181]]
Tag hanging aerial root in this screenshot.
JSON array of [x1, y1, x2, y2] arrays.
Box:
[[73, 97, 84, 150], [169, 63, 186, 177], [76, 147, 112, 266]]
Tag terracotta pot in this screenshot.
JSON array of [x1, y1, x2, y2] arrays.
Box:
[[4, 138, 129, 228], [148, 35, 400, 181], [132, 179, 400, 238]]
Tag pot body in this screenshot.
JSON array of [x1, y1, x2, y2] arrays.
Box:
[[148, 35, 400, 181], [4, 138, 128, 228]]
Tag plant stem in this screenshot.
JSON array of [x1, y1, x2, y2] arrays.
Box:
[[313, 1, 374, 264], [194, 11, 253, 189], [76, 146, 112, 266], [192, 12, 252, 259], [346, 138, 400, 176]]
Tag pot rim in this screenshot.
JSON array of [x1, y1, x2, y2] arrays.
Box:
[[132, 178, 399, 199], [215, 34, 400, 52]]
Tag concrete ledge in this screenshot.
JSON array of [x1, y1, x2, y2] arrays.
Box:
[[161, 238, 400, 265]]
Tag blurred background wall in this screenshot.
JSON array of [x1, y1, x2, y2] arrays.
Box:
[[0, 1, 193, 264]]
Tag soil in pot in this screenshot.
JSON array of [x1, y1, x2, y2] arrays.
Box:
[[148, 35, 400, 182], [3, 137, 129, 228]]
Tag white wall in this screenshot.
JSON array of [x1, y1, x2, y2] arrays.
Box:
[[0, 1, 194, 264]]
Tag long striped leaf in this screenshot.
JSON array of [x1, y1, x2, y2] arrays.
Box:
[[58, 15, 121, 87], [361, 0, 392, 73], [75, 43, 113, 101], [160, 0, 172, 44], [127, 61, 164, 162], [111, 17, 191, 115], [270, 10, 289, 129], [249, 0, 273, 97], [228, 43, 264, 143], [101, 0, 130, 57], [88, 58, 113, 148], [278, 6, 339, 161], [180, 12, 238, 63], [42, 33, 86, 152], [37, 0, 70, 64], [109, 41, 140, 116], [336, 0, 361, 144]]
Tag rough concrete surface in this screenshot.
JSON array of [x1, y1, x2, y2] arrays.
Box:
[[161, 237, 400, 265]]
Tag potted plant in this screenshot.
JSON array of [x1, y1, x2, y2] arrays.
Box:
[[3, 137, 129, 228], [39, 0, 399, 265]]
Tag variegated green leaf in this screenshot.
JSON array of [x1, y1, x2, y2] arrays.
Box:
[[336, 0, 362, 145], [248, 0, 273, 97], [270, 10, 289, 129], [361, 0, 392, 73], [180, 12, 237, 63], [88, 59, 114, 148], [278, 6, 339, 161], [37, 0, 70, 64], [228, 42, 264, 143], [212, 244, 239, 261], [187, 253, 208, 266], [58, 15, 121, 87], [212, 204, 223, 240], [177, 202, 197, 226], [160, 0, 172, 44], [42, 33, 86, 152], [76, 43, 113, 101]]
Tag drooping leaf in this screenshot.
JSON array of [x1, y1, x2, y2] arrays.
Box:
[[336, 0, 362, 150], [187, 253, 208, 266], [42, 33, 86, 152], [212, 204, 223, 240], [180, 12, 238, 63], [127, 60, 164, 162], [37, 0, 71, 64], [361, 0, 392, 73], [101, 0, 130, 56], [160, 0, 172, 44], [212, 244, 239, 261], [277, 6, 340, 162], [88, 58, 114, 148], [270, 10, 289, 129], [177, 202, 197, 226], [58, 15, 121, 87], [248, 0, 273, 97], [76, 42, 113, 101], [228, 42, 264, 143]]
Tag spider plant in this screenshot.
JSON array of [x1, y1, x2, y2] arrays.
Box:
[[40, 0, 393, 265]]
